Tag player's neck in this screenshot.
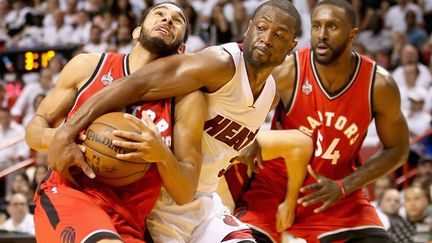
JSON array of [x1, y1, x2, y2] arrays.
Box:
[[314, 51, 356, 92], [244, 62, 273, 100], [128, 45, 160, 73]]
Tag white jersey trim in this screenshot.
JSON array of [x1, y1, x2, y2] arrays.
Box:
[[80, 229, 122, 243]]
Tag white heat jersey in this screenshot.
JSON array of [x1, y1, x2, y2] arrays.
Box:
[[198, 42, 276, 193]]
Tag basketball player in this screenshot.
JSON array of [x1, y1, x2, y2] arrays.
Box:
[[47, 0, 303, 242], [234, 0, 410, 242], [25, 3, 206, 242]]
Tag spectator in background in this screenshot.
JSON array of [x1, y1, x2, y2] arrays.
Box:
[[417, 156, 432, 178], [356, 14, 393, 56], [378, 188, 402, 230], [82, 24, 108, 53], [405, 10, 428, 49], [116, 26, 133, 54], [390, 32, 408, 68], [371, 175, 395, 208], [32, 94, 45, 113], [403, 186, 432, 243], [4, 0, 31, 36], [295, 0, 316, 50], [183, 3, 206, 53], [350, 0, 374, 31], [9, 173, 32, 201], [0, 0, 10, 30], [83, 0, 105, 16], [0, 108, 28, 171], [11, 69, 53, 125], [41, 0, 60, 28], [63, 0, 81, 26], [30, 164, 48, 192], [0, 193, 34, 235], [42, 9, 73, 46], [47, 55, 63, 83], [0, 83, 7, 108], [385, 0, 422, 33], [210, 2, 232, 44], [110, 0, 136, 23], [69, 10, 91, 45], [12, 11, 44, 48], [405, 88, 431, 138]]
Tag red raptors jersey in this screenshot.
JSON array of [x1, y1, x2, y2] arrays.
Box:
[[277, 47, 374, 180], [277, 48, 383, 234], [43, 52, 173, 236]]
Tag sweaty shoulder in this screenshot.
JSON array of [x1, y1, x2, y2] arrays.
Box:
[[272, 54, 296, 107], [193, 46, 236, 92], [58, 53, 102, 89], [373, 65, 401, 114]]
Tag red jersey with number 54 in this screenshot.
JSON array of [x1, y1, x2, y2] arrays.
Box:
[[275, 47, 375, 181]]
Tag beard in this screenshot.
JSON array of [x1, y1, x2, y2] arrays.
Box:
[[243, 40, 275, 69], [312, 38, 349, 65], [139, 29, 183, 58]]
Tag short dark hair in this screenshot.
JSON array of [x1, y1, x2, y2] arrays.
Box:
[[140, 2, 189, 42], [314, 0, 357, 28], [252, 0, 302, 37]]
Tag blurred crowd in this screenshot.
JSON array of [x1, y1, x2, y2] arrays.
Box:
[[0, 0, 431, 240]]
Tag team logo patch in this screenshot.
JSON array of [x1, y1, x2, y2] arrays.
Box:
[[60, 226, 76, 243], [223, 215, 239, 227], [101, 70, 114, 85], [302, 79, 312, 95]]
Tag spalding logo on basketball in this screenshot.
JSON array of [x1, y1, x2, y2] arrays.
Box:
[[83, 112, 151, 187]]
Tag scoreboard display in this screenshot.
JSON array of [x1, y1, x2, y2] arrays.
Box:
[[1, 44, 77, 74]]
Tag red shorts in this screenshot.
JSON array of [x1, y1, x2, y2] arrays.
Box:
[[35, 166, 161, 242], [236, 159, 386, 243]]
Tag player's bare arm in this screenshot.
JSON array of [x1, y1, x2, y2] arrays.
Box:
[[25, 53, 101, 151], [339, 66, 409, 194], [63, 46, 234, 137], [272, 54, 296, 108], [256, 130, 313, 231], [160, 91, 205, 204], [298, 66, 410, 213], [48, 47, 234, 181], [111, 91, 205, 204]]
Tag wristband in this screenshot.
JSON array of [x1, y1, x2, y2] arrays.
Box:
[[336, 180, 346, 198]]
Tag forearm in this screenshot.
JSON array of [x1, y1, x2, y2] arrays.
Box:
[[63, 78, 145, 138], [342, 147, 408, 195], [25, 117, 58, 151], [157, 147, 199, 205], [283, 149, 309, 205], [257, 130, 312, 201]]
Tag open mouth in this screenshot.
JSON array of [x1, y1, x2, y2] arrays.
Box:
[[155, 26, 171, 36], [315, 43, 330, 54]]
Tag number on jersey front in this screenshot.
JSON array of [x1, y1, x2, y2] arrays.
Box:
[[315, 131, 341, 164]]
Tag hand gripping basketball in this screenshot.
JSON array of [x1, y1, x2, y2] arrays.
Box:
[[112, 111, 170, 164]]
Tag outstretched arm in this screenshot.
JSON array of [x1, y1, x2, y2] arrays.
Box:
[[63, 47, 234, 138], [49, 47, 234, 184]]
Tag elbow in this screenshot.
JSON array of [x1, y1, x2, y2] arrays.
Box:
[[396, 145, 410, 167]]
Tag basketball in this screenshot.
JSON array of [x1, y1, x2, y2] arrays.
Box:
[[83, 112, 151, 187]]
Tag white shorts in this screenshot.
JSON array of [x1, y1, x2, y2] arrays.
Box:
[[146, 189, 255, 243]]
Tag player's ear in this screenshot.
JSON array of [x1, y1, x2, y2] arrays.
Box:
[[132, 27, 141, 40], [350, 27, 359, 43], [243, 20, 252, 38], [287, 39, 298, 54], [177, 44, 186, 54]]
